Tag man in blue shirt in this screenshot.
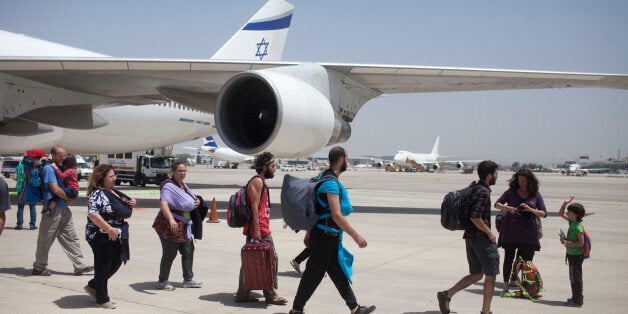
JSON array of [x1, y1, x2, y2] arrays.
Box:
[[32, 146, 93, 276], [290, 146, 375, 314]]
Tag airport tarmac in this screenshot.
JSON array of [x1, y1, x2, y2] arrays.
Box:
[[1, 167, 627, 313]]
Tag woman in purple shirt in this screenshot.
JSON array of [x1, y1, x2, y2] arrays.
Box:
[[494, 168, 547, 293]]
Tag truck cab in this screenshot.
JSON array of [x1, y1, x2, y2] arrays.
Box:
[[99, 152, 174, 187], [2, 156, 23, 178]]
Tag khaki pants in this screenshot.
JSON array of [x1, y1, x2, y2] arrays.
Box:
[[33, 207, 88, 271]]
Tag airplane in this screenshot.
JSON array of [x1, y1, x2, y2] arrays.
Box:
[[183, 136, 254, 165], [560, 163, 609, 176], [1, 0, 628, 158], [389, 137, 479, 173], [0, 0, 294, 154]]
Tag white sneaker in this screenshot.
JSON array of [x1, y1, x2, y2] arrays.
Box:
[[156, 281, 175, 291], [182, 279, 202, 288]]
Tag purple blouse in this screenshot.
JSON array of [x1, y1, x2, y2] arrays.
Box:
[[495, 187, 547, 250]]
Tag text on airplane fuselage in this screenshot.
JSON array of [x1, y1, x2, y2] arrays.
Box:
[[178, 117, 211, 125]]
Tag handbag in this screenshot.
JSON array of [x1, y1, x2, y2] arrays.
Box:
[[535, 217, 543, 239], [495, 210, 506, 233], [152, 210, 187, 242]]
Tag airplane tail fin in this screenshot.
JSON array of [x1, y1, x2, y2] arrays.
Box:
[[431, 137, 440, 155], [203, 136, 219, 148], [211, 0, 294, 61]]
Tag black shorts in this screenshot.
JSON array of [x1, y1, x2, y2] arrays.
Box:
[[466, 237, 500, 276]]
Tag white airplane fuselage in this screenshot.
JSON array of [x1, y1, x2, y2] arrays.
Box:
[[0, 103, 214, 154], [393, 151, 439, 171], [199, 146, 253, 164]]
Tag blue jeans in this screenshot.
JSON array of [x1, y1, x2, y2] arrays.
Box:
[[17, 203, 37, 228]]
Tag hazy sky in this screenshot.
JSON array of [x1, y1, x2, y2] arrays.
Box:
[[1, 0, 627, 165]]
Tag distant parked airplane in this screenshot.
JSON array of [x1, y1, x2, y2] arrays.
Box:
[[390, 137, 479, 173], [184, 136, 254, 166]]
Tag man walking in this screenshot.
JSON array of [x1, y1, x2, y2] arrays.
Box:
[[437, 160, 500, 314], [235, 152, 287, 305], [289, 147, 375, 314], [32, 146, 93, 276]]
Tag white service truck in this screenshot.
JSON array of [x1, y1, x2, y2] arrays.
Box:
[[99, 151, 174, 187]]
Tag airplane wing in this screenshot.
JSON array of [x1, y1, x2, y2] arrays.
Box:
[[1, 58, 627, 112]]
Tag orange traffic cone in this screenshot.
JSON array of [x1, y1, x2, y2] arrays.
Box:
[[207, 197, 220, 223]]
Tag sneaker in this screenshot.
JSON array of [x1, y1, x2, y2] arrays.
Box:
[[84, 285, 97, 298], [32, 268, 51, 276], [290, 260, 301, 273], [14, 225, 23, 230], [74, 266, 94, 275], [156, 281, 175, 291], [97, 301, 116, 309], [565, 298, 583, 307], [29, 226, 38, 230], [352, 305, 376, 314], [182, 279, 202, 288]]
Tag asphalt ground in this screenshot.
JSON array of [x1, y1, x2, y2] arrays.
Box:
[[1, 167, 626, 313]]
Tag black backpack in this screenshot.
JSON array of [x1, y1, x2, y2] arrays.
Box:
[[440, 181, 477, 231], [227, 176, 264, 228]]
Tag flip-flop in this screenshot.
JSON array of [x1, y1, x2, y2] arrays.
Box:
[[265, 296, 288, 305]]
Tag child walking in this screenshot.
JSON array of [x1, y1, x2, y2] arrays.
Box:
[[558, 196, 585, 307], [48, 154, 80, 210]]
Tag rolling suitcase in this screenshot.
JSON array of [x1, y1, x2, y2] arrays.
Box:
[[241, 241, 277, 290]]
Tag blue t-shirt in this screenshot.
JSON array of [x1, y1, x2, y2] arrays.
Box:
[[317, 179, 353, 216], [44, 164, 68, 208]]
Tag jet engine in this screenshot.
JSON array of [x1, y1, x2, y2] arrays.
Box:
[[215, 69, 351, 157], [431, 164, 440, 172], [456, 162, 464, 169]]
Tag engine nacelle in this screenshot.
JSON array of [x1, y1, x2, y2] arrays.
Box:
[[431, 164, 440, 172], [456, 162, 464, 169], [215, 69, 350, 157]]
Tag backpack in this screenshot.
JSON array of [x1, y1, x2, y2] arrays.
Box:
[[227, 176, 263, 228], [582, 228, 591, 259], [440, 182, 477, 231], [280, 173, 338, 232], [504, 256, 544, 301], [25, 158, 50, 204]]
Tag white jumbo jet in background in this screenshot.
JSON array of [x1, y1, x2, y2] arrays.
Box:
[[183, 136, 254, 165], [1, 0, 628, 157], [391, 137, 479, 172]]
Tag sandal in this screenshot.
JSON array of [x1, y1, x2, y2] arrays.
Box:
[[235, 295, 259, 303], [265, 295, 288, 305], [437, 290, 450, 314]]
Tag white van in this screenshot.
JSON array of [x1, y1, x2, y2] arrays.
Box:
[[76, 156, 92, 181], [1, 156, 23, 178]]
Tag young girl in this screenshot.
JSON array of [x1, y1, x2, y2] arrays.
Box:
[[558, 196, 585, 307], [48, 154, 80, 210]]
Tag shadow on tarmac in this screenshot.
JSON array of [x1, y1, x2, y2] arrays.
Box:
[[199, 292, 271, 309], [53, 294, 94, 309], [129, 281, 159, 295], [0, 267, 75, 276]]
